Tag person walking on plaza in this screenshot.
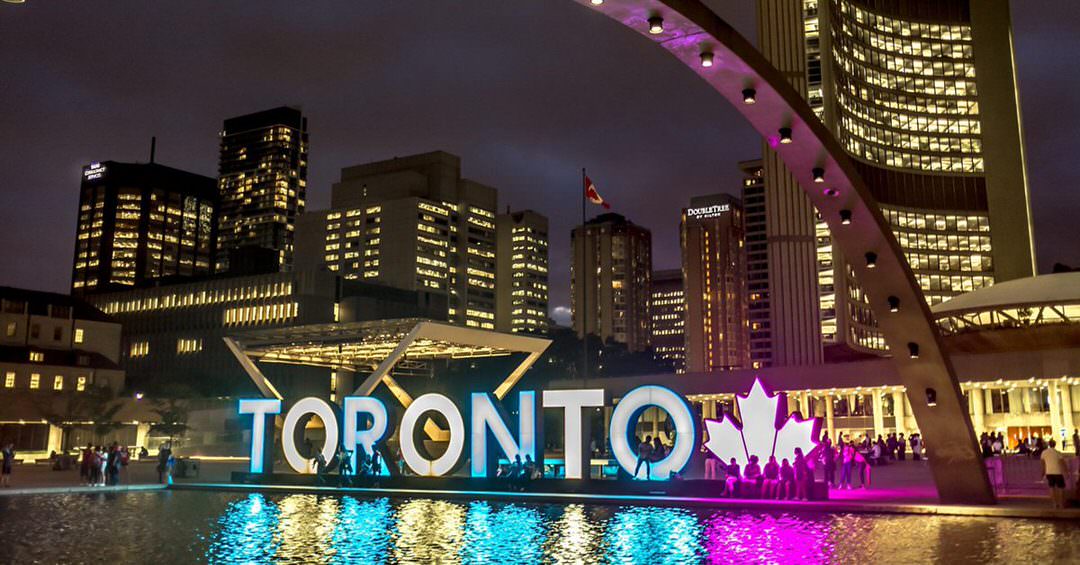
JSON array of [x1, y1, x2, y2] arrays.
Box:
[[840, 439, 855, 489], [992, 434, 1004, 456], [156, 442, 172, 484], [634, 436, 653, 479], [821, 436, 836, 487], [1, 442, 14, 487], [1040, 439, 1068, 509], [910, 434, 921, 461], [886, 434, 898, 461], [1073, 429, 1079, 457], [897, 433, 906, 461], [80, 443, 94, 485], [106, 443, 121, 486]]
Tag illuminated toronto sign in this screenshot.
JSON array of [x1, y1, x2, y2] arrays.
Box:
[[239, 384, 696, 480], [686, 203, 730, 219], [238, 379, 817, 481]]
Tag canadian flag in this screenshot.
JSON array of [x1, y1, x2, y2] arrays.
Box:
[[584, 176, 611, 209]]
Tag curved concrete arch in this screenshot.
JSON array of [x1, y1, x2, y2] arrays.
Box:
[[572, 0, 992, 504]]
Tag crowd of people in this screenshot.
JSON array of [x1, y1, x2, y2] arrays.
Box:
[[78, 443, 131, 486], [700, 431, 935, 499], [982, 429, 1080, 459]]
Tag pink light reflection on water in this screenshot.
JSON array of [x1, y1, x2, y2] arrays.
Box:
[[702, 511, 834, 564]]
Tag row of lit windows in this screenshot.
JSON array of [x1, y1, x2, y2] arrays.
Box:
[[176, 338, 203, 354], [223, 302, 299, 327], [844, 137, 983, 173], [4, 371, 87, 391], [98, 282, 293, 314], [840, 2, 972, 45]]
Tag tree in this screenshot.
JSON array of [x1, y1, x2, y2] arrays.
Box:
[[32, 385, 117, 451], [149, 383, 194, 444]]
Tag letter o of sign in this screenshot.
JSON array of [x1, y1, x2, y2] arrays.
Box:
[[399, 393, 466, 477], [609, 385, 697, 480], [281, 397, 340, 474]]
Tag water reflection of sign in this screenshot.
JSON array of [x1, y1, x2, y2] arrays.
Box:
[[239, 384, 698, 481], [687, 204, 730, 219], [84, 163, 106, 180]]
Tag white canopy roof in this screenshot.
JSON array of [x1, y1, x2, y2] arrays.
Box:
[[931, 272, 1080, 314]]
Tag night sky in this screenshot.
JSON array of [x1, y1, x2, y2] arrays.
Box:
[[2, 1, 1078, 325]]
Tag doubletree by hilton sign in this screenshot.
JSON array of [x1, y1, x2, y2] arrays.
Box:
[[238, 379, 819, 480]]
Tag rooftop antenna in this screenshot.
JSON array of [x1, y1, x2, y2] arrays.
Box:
[[150, 136, 156, 164]]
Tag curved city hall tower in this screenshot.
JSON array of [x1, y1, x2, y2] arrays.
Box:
[[759, 0, 1035, 356]]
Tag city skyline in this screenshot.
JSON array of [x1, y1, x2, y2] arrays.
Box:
[[2, 1, 1080, 326]]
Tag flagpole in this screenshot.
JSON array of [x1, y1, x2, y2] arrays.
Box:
[[581, 167, 588, 388]]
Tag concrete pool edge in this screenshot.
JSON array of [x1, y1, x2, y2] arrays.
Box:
[[165, 482, 1080, 521], [0, 484, 166, 497]]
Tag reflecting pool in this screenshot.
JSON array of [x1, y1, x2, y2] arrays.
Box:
[[0, 491, 1076, 563]]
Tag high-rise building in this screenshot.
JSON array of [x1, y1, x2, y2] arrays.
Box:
[[294, 151, 498, 329], [760, 0, 1035, 356], [681, 194, 749, 373], [71, 161, 217, 294], [496, 210, 549, 335], [216, 106, 308, 274], [755, 0, 825, 366], [571, 213, 652, 352], [740, 161, 774, 369], [650, 269, 685, 372]]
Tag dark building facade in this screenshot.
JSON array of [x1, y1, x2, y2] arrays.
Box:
[[571, 213, 652, 352], [681, 194, 749, 373], [295, 151, 499, 329], [71, 161, 217, 294], [216, 106, 308, 273], [496, 209, 550, 335], [650, 269, 685, 372], [740, 160, 774, 369], [760, 0, 1035, 357]]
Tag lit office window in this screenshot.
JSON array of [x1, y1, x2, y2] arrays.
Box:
[[4, 371, 14, 388], [74, 328, 85, 344], [30, 373, 40, 389], [29, 351, 44, 362], [77, 376, 87, 392], [53, 375, 64, 391]]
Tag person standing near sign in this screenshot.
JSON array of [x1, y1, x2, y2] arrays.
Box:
[[634, 436, 653, 479], [1040, 439, 1067, 509]]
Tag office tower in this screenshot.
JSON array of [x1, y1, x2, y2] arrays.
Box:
[[680, 194, 749, 372], [755, 0, 826, 366], [570, 213, 652, 352], [294, 151, 498, 329], [740, 161, 773, 369], [759, 0, 1034, 355], [216, 106, 308, 273], [650, 269, 685, 372], [71, 161, 217, 294], [496, 210, 550, 334]]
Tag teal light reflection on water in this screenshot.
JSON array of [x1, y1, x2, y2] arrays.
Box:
[[330, 497, 393, 562], [605, 506, 704, 564], [207, 493, 281, 562], [461, 501, 547, 563]]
